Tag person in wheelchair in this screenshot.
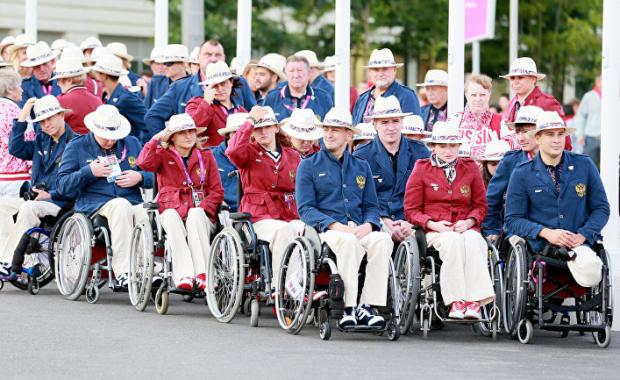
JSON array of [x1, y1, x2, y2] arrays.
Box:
[[225, 105, 305, 291], [404, 121, 494, 320], [137, 113, 224, 291], [353, 96, 430, 242], [0, 96, 73, 278], [57, 104, 154, 287], [504, 111, 609, 288], [296, 107, 393, 329], [211, 112, 247, 212], [483, 105, 543, 243]]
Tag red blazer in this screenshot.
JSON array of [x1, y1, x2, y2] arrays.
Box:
[[185, 96, 247, 148], [404, 158, 487, 233], [226, 121, 301, 223], [137, 139, 224, 221], [57, 86, 103, 134], [504, 86, 572, 150]]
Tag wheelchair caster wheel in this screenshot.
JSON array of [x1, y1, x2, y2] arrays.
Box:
[[593, 326, 611, 348], [27, 278, 40, 295], [491, 320, 498, 341], [243, 297, 252, 317], [155, 286, 169, 315], [422, 317, 430, 339], [0, 280, 5, 291], [560, 315, 570, 338], [183, 294, 195, 303], [387, 320, 401, 341], [319, 321, 331, 341], [250, 299, 260, 327], [517, 319, 533, 344], [86, 286, 100, 304]]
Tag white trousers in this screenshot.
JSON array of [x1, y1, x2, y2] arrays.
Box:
[[0, 198, 60, 263], [0, 180, 26, 198], [253, 219, 305, 289], [567, 245, 603, 287], [95, 198, 148, 278], [160, 208, 213, 283], [320, 230, 393, 307], [426, 230, 495, 306]]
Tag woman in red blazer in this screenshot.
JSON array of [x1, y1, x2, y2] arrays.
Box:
[[226, 105, 304, 289], [137, 113, 224, 291], [404, 121, 494, 320], [186, 61, 247, 148]]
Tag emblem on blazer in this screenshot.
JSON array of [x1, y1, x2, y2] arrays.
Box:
[[575, 183, 586, 197], [196, 168, 201, 175], [289, 169, 296, 183], [431, 183, 439, 191], [460, 185, 470, 197], [356, 175, 366, 189], [128, 156, 136, 168]]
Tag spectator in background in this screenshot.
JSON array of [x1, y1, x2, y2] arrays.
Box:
[[574, 76, 602, 166], [250, 53, 286, 104], [418, 69, 448, 132], [498, 93, 510, 113], [323, 55, 359, 113], [7, 34, 35, 80]]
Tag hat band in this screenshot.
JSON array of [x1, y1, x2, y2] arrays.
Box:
[[56, 68, 85, 76], [429, 135, 460, 142], [368, 59, 397, 66], [35, 105, 62, 119], [95, 64, 124, 75], [162, 55, 186, 61], [323, 118, 351, 127], [539, 122, 565, 130], [515, 116, 537, 124], [424, 79, 447, 85], [94, 120, 122, 132], [372, 108, 402, 116], [404, 126, 424, 133], [206, 71, 232, 82], [509, 68, 538, 76], [27, 51, 54, 64], [354, 132, 375, 138], [170, 123, 195, 132], [288, 123, 319, 134], [255, 116, 278, 126]]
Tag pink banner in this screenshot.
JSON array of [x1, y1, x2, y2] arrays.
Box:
[[465, 0, 496, 43]]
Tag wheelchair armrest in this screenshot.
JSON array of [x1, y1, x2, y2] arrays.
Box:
[[219, 203, 230, 212], [540, 244, 572, 261], [229, 212, 253, 221], [91, 215, 109, 230], [414, 227, 428, 258], [143, 202, 159, 210]]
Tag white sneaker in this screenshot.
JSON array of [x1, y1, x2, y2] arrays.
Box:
[[448, 301, 466, 319], [339, 308, 357, 328], [464, 301, 482, 320]]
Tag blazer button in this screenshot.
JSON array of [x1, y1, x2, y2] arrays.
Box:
[[559, 214, 564, 219], [342, 184, 347, 188], [271, 184, 276, 188], [274, 170, 278, 174], [448, 190, 452, 194], [344, 198, 348, 202]]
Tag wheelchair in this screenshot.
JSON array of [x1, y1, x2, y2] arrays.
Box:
[[205, 209, 275, 327], [54, 212, 123, 304], [274, 226, 401, 341], [394, 228, 504, 340], [503, 238, 613, 348], [0, 207, 72, 294], [128, 202, 227, 315]]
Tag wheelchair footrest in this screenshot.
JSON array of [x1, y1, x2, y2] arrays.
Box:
[[338, 325, 386, 333], [541, 323, 608, 333]]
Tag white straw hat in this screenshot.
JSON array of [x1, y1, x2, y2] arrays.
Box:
[[106, 42, 134, 62], [323, 55, 336, 72], [60, 46, 85, 62], [458, 141, 472, 158], [480, 140, 510, 161], [528, 111, 575, 137], [218, 112, 250, 136], [362, 48, 403, 68], [500, 57, 546, 80], [402, 115, 431, 136], [353, 123, 377, 141], [80, 36, 103, 51], [229, 57, 244, 75], [0, 36, 15, 52], [32, 95, 70, 122], [160, 113, 197, 142], [249, 53, 286, 79], [423, 121, 463, 144], [51, 57, 90, 80], [416, 69, 449, 87], [368, 95, 412, 119], [295, 50, 322, 69], [253, 106, 279, 128], [51, 39, 74, 54], [85, 46, 111, 64], [84, 104, 131, 140], [143, 46, 165, 65], [280, 108, 323, 141], [505, 105, 544, 129], [198, 61, 234, 86], [188, 47, 199, 64], [7, 34, 35, 55], [156, 44, 189, 64], [91, 54, 128, 77], [321, 108, 360, 133], [21, 41, 59, 67]]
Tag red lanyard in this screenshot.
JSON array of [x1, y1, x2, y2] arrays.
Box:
[[280, 86, 311, 111], [172, 148, 205, 188]]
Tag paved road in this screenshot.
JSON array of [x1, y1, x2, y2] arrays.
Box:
[[1, 284, 618, 380]]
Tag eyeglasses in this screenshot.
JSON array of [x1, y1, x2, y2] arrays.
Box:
[[163, 61, 180, 67]]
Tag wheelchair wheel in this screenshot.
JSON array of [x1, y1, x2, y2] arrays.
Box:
[[504, 240, 528, 336], [250, 298, 260, 327], [593, 325, 611, 348], [155, 285, 169, 315], [206, 227, 245, 323], [517, 319, 533, 344], [275, 237, 316, 335], [477, 243, 504, 338], [129, 222, 155, 312], [394, 237, 420, 336], [55, 213, 92, 301]]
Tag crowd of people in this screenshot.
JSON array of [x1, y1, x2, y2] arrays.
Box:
[[0, 34, 609, 329]]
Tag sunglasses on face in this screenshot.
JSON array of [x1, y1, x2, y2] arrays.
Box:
[[164, 61, 180, 67]]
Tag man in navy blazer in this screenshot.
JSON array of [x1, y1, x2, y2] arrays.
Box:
[[505, 111, 609, 287]]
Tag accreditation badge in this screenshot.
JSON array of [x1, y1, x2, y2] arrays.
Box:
[[575, 183, 586, 197], [192, 190, 204, 207]]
